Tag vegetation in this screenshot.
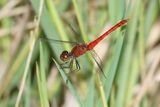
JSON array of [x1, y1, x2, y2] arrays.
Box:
[[0, 0, 160, 107]]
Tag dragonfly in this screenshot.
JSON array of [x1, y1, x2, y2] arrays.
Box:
[[41, 19, 128, 77]]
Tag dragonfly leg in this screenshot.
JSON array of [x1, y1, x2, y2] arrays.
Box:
[[69, 59, 75, 72], [75, 58, 80, 71], [59, 59, 75, 72], [59, 58, 80, 72], [69, 58, 80, 72], [59, 61, 70, 68]]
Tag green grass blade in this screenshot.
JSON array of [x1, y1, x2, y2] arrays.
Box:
[[144, 0, 159, 39], [52, 59, 84, 107], [45, 0, 70, 50], [0, 42, 29, 96], [108, 0, 125, 21], [124, 51, 140, 106], [72, 0, 89, 42], [96, 32, 125, 107], [30, 0, 65, 57], [24, 71, 31, 107], [39, 41, 50, 107], [104, 32, 125, 99], [115, 1, 141, 107], [36, 63, 44, 107], [85, 75, 95, 107]]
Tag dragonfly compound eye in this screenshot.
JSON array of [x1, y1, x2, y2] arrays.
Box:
[[60, 50, 69, 61]]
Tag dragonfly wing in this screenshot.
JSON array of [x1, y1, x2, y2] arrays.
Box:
[[61, 16, 81, 37], [61, 17, 86, 44], [70, 58, 80, 72], [90, 49, 107, 78], [91, 49, 104, 66], [39, 37, 78, 45]]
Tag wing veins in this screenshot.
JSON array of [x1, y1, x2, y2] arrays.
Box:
[[90, 50, 107, 78], [39, 37, 78, 44]]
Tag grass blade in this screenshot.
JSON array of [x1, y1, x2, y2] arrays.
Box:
[[52, 59, 84, 107], [104, 32, 125, 99]]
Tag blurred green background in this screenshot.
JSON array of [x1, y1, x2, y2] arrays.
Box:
[[0, 0, 160, 107]]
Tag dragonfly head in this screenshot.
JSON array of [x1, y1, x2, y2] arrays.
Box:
[[60, 50, 70, 62]]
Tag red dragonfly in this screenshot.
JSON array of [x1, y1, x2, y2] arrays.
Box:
[[41, 19, 128, 77]]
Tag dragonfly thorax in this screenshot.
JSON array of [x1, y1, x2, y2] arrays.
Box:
[[60, 50, 72, 62]]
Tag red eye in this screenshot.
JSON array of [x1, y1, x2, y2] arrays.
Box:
[[60, 50, 69, 61], [64, 55, 67, 58]]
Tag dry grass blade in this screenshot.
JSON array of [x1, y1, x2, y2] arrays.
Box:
[[15, 0, 44, 107], [97, 73, 108, 107], [0, 6, 29, 20], [129, 49, 160, 107], [0, 0, 159, 107]]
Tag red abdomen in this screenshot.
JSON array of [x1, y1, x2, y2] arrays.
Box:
[[71, 44, 88, 57]]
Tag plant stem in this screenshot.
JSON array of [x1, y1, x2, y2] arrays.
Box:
[[97, 73, 108, 107]]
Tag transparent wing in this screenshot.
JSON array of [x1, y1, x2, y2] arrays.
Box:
[[61, 17, 86, 44], [61, 16, 81, 37], [90, 49, 107, 78], [39, 37, 78, 45]]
